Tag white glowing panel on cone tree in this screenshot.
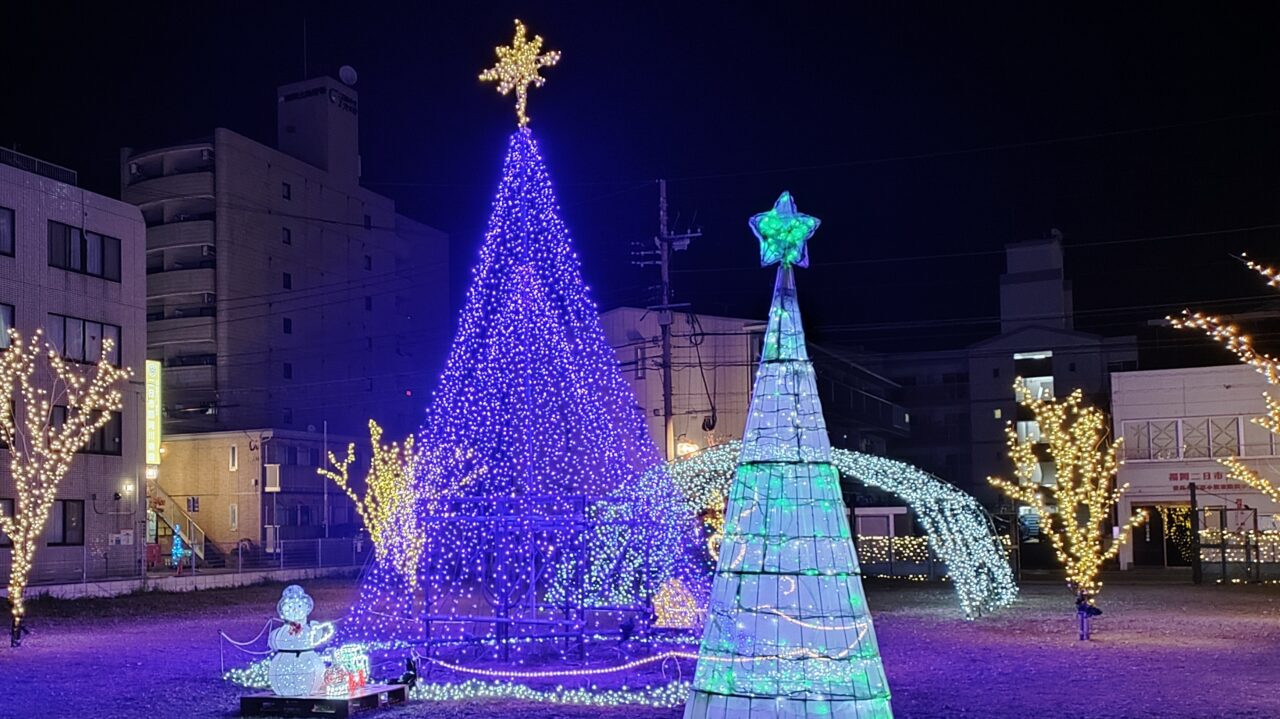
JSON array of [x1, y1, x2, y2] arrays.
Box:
[[685, 193, 893, 719]]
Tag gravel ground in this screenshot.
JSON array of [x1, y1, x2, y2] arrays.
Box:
[[0, 576, 1276, 719]]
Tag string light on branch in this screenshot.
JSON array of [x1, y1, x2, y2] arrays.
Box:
[[0, 329, 130, 644], [989, 379, 1147, 598], [1171, 258, 1280, 503]]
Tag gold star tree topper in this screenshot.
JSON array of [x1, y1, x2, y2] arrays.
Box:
[[480, 19, 561, 128]]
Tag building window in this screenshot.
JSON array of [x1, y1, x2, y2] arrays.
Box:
[[283, 362, 293, 380], [283, 272, 292, 290], [309, 447, 321, 466], [1068, 362, 1077, 372], [1182, 418, 1209, 458], [993, 408, 1002, 419], [1243, 418, 1272, 457], [0, 206, 13, 256], [229, 444, 239, 471], [52, 406, 122, 455], [1210, 417, 1240, 457], [634, 346, 646, 379], [229, 503, 238, 532], [0, 303, 13, 349], [282, 227, 292, 245], [991, 368, 1000, 378], [186, 496, 200, 513], [365, 296, 373, 311], [46, 314, 122, 365], [282, 182, 292, 200], [364, 254, 372, 270], [0, 498, 12, 547], [366, 337, 373, 351], [283, 317, 293, 334], [46, 499, 84, 545], [283, 407, 293, 425], [47, 221, 121, 281], [363, 214, 372, 230]]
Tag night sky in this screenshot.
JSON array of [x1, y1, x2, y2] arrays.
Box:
[[4, 3, 1278, 355]]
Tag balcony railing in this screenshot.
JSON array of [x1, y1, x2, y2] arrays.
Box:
[[0, 147, 77, 185], [167, 354, 216, 368], [147, 259, 215, 275]]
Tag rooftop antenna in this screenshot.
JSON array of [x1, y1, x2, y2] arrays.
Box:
[[339, 65, 359, 86]]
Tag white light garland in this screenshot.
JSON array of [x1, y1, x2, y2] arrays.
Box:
[[657, 441, 1018, 619]]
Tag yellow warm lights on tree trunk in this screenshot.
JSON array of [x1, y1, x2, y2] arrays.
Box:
[[318, 420, 484, 593], [988, 379, 1146, 597], [0, 329, 130, 641]]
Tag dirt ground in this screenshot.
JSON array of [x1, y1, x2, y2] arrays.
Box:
[[0, 576, 1276, 719]]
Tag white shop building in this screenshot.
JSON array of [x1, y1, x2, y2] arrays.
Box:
[[1112, 365, 1280, 570]]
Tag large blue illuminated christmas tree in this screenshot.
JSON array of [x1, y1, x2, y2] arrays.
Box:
[[685, 194, 892, 718], [343, 21, 703, 645]]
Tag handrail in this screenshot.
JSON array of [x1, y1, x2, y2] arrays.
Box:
[[147, 479, 207, 560]]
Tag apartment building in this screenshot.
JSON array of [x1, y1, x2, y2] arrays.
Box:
[[865, 236, 1138, 506], [155, 429, 366, 551], [121, 75, 449, 439], [120, 75, 448, 554], [0, 149, 147, 583]]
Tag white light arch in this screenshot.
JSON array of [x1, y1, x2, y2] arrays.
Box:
[[660, 441, 1018, 618]]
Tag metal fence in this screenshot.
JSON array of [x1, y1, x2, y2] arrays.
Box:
[[196, 538, 372, 574], [2, 537, 370, 589], [1198, 529, 1280, 583]]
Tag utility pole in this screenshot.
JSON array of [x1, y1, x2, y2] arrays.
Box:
[[316, 419, 322, 537], [633, 180, 701, 460]]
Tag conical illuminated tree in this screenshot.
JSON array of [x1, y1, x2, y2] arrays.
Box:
[[340, 21, 703, 643], [428, 133, 659, 499], [686, 193, 893, 719]]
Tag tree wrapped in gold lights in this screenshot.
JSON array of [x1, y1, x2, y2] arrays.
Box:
[[0, 329, 129, 646], [320, 421, 428, 590], [319, 420, 484, 628], [989, 379, 1146, 600], [1169, 257, 1280, 504]]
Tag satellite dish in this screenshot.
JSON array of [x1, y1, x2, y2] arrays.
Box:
[[339, 65, 358, 86]]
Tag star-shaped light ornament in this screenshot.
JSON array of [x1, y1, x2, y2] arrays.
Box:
[[479, 19, 561, 128], [750, 191, 820, 268]]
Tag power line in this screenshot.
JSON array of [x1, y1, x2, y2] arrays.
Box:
[[659, 109, 1280, 184], [363, 110, 1280, 189], [672, 223, 1280, 274]]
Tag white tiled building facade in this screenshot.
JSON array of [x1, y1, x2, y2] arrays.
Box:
[[0, 153, 147, 584], [1112, 364, 1280, 569]]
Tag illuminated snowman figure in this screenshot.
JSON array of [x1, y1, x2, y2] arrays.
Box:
[[267, 585, 334, 696]]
